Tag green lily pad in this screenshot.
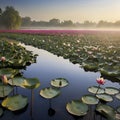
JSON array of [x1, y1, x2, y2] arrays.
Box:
[[82, 62, 98, 71], [2, 94, 28, 111], [21, 78, 40, 89], [105, 87, 119, 95], [96, 94, 113, 102], [0, 107, 3, 117], [82, 95, 99, 105], [0, 68, 19, 78], [100, 67, 120, 77], [96, 104, 116, 120], [40, 87, 60, 99], [117, 106, 120, 113], [66, 100, 88, 116], [50, 78, 69, 88], [0, 85, 13, 97], [115, 93, 120, 100], [88, 86, 104, 94], [8, 77, 25, 86]]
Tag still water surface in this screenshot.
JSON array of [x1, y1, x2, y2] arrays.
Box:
[[1, 44, 119, 120]]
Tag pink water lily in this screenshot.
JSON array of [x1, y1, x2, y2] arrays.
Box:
[[1, 57, 6, 62], [1, 75, 8, 84], [96, 77, 105, 85]]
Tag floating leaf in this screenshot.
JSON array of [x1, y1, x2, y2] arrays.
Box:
[[0, 85, 13, 97], [0, 68, 19, 78], [40, 87, 60, 99], [88, 86, 104, 94], [50, 78, 69, 88], [2, 94, 28, 111], [8, 77, 25, 86], [96, 94, 113, 102], [105, 87, 119, 95], [82, 94, 99, 105], [21, 78, 40, 89], [82, 62, 98, 71], [66, 100, 88, 116], [0, 107, 3, 117], [100, 67, 120, 77], [115, 93, 120, 100], [96, 104, 116, 120]]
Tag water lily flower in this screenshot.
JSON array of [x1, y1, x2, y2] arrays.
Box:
[[96, 77, 105, 85], [1, 57, 6, 62], [10, 42, 13, 45], [87, 51, 92, 55], [1, 75, 8, 84]]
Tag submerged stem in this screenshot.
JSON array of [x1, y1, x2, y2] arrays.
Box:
[[95, 85, 101, 95]]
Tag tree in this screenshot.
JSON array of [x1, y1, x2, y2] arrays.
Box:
[[83, 20, 96, 27], [61, 20, 74, 27], [21, 17, 31, 26], [48, 18, 60, 26], [1, 6, 21, 29], [114, 21, 120, 27]]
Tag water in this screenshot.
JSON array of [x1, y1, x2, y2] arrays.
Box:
[[1, 44, 120, 120]]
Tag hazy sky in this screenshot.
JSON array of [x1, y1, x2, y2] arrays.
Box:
[[0, 0, 120, 23]]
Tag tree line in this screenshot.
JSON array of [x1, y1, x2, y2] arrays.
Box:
[[0, 6, 120, 29], [22, 17, 120, 28]]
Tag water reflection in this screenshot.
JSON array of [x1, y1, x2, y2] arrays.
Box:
[[1, 44, 119, 120]]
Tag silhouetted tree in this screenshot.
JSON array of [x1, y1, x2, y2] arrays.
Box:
[[1, 6, 21, 29], [114, 21, 120, 27], [48, 18, 60, 26], [61, 20, 74, 26], [22, 17, 31, 26]]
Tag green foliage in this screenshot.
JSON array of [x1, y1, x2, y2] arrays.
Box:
[[2, 94, 28, 111], [0, 32, 119, 82], [1, 6, 21, 29], [21, 17, 31, 26]]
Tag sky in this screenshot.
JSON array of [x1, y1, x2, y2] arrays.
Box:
[[0, 0, 120, 23]]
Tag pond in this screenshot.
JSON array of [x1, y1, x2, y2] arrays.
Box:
[[1, 44, 120, 120]]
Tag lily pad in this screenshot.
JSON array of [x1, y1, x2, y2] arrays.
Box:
[[88, 86, 104, 94], [0, 85, 13, 97], [96, 94, 113, 102], [21, 78, 40, 89], [100, 66, 120, 77], [105, 87, 119, 95], [0, 68, 19, 78], [2, 94, 28, 111], [96, 104, 116, 120], [50, 78, 69, 88], [115, 93, 120, 100], [82, 62, 98, 71], [8, 77, 25, 86], [0, 107, 3, 117], [66, 100, 88, 116], [40, 87, 60, 99], [82, 94, 99, 105]]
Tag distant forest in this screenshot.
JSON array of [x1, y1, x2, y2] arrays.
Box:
[[1, 6, 120, 29], [22, 17, 120, 28]]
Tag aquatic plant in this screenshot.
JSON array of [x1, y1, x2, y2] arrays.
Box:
[[0, 30, 119, 82], [2, 94, 28, 111]]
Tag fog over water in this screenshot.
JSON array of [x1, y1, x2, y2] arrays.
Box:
[[20, 26, 120, 31]]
